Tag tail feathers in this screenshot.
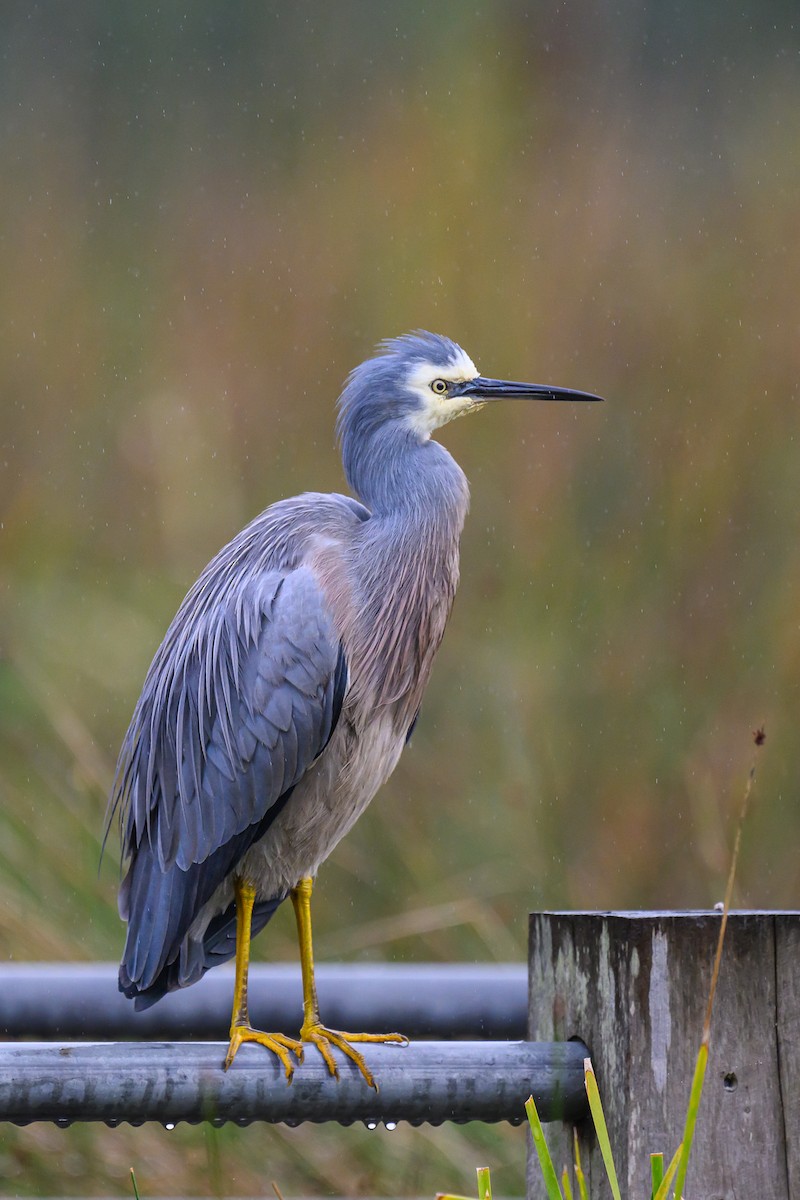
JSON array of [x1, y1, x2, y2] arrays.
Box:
[[120, 893, 286, 1009], [119, 849, 202, 996], [120, 859, 199, 998], [118, 797, 288, 1003]]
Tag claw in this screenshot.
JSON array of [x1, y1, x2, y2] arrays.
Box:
[[299, 1023, 408, 1090], [224, 1025, 304, 1081]]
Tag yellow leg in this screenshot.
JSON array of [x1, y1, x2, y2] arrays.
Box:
[[224, 877, 304, 1079], [291, 875, 408, 1090]]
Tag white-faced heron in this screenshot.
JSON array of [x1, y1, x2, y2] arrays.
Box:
[[107, 331, 603, 1087]]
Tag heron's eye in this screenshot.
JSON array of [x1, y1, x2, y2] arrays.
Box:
[[431, 379, 448, 394]]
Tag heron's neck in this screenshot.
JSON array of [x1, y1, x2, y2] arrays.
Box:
[[345, 431, 470, 713], [345, 426, 470, 529]]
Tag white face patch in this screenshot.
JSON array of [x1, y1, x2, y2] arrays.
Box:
[[405, 349, 481, 437]]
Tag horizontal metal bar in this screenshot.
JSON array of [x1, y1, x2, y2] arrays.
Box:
[[0, 963, 527, 1041], [0, 1040, 587, 1126]]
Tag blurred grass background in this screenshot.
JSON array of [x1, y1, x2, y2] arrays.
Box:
[[1, 1, 799, 1195]]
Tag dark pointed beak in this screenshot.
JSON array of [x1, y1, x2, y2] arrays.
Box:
[[458, 377, 605, 403]]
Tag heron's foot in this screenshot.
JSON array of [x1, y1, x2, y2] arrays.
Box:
[[224, 1024, 304, 1080], [300, 1021, 409, 1090]]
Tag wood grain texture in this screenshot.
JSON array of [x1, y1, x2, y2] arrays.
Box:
[[527, 912, 799, 1200], [776, 914, 800, 1199]]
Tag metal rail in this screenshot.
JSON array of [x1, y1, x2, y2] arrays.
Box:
[[0, 963, 527, 1041], [0, 1040, 588, 1127]]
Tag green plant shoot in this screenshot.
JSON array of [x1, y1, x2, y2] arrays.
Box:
[[583, 1058, 622, 1200], [525, 1094, 564, 1200]]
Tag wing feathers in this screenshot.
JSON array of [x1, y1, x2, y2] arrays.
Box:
[[112, 558, 349, 998]]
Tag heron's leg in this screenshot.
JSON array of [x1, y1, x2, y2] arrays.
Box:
[[291, 875, 408, 1090], [224, 877, 304, 1078]]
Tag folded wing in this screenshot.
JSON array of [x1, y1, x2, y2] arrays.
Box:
[[109, 563, 348, 1000]]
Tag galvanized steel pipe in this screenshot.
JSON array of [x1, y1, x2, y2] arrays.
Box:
[[0, 1040, 588, 1126], [0, 963, 527, 1041]]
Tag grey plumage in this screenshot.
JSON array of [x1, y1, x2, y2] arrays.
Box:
[[108, 331, 602, 1019]]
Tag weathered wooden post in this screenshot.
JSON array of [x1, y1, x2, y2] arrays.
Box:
[[528, 911, 799, 1200]]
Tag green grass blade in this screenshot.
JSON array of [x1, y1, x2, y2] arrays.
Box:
[[130, 1168, 141, 1200], [561, 1165, 573, 1200], [652, 1144, 682, 1200], [477, 1167, 492, 1200], [583, 1059, 622, 1200], [573, 1129, 589, 1200], [650, 1152, 664, 1198], [671, 1043, 709, 1198], [525, 1095, 564, 1200]]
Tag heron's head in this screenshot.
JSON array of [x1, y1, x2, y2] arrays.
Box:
[[337, 331, 603, 448], [336, 331, 603, 506]]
